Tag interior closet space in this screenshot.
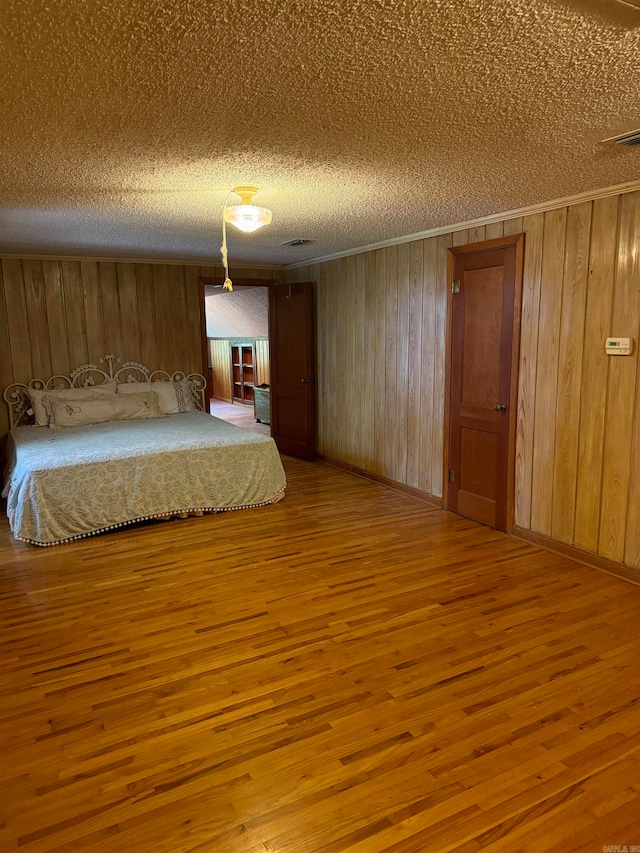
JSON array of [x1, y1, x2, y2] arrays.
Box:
[[231, 342, 255, 404], [208, 338, 270, 405]]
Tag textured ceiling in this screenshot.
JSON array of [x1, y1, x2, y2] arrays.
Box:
[[1, 0, 638, 267]]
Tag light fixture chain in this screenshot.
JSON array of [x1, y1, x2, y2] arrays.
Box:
[[221, 189, 234, 292]]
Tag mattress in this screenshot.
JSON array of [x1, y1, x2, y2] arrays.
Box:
[[2, 412, 286, 546]]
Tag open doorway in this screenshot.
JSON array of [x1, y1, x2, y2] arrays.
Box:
[[199, 277, 317, 458], [200, 278, 271, 436]]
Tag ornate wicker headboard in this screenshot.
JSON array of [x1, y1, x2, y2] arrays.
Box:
[[3, 354, 207, 430]]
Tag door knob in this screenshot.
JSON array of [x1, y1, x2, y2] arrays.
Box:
[[301, 378, 311, 384], [494, 403, 507, 412]]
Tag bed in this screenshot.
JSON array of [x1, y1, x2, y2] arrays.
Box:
[[2, 355, 286, 546]]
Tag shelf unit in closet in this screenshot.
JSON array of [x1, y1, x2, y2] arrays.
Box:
[[230, 343, 255, 405]]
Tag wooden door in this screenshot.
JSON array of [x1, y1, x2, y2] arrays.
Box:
[[447, 236, 523, 531], [269, 282, 315, 459]]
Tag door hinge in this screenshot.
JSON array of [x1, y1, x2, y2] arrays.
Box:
[[451, 280, 461, 294], [447, 469, 455, 483]]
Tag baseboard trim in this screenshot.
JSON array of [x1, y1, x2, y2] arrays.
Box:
[[512, 525, 640, 587], [316, 453, 443, 509], [311, 460, 638, 585]]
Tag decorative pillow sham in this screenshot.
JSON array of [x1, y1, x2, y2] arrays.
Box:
[[28, 382, 117, 426], [116, 380, 197, 414], [43, 391, 164, 429]]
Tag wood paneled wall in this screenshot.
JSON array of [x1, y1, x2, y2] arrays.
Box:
[[254, 339, 270, 387], [0, 259, 282, 440], [287, 190, 640, 570], [209, 339, 233, 401]]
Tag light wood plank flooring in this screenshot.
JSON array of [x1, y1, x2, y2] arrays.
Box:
[[210, 399, 270, 436], [1, 456, 639, 852]]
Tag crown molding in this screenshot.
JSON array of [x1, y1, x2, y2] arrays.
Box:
[[1, 179, 638, 272], [0, 253, 283, 271], [284, 179, 640, 270]]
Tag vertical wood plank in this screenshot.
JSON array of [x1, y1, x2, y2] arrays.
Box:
[[135, 264, 158, 370], [486, 221, 504, 240], [341, 255, 361, 465], [551, 201, 591, 543], [175, 266, 188, 370], [406, 240, 424, 489], [574, 196, 619, 552], [240, 267, 260, 279], [184, 264, 203, 373], [331, 258, 350, 462], [116, 264, 141, 365], [384, 246, 398, 480], [396, 243, 410, 482], [514, 213, 544, 528], [330, 260, 341, 461], [99, 262, 124, 360], [23, 260, 52, 379], [468, 225, 486, 244], [530, 207, 567, 536], [0, 264, 14, 439], [2, 259, 32, 383], [322, 261, 335, 459], [363, 252, 376, 470], [431, 234, 451, 497], [308, 265, 320, 451], [373, 249, 386, 476], [81, 261, 106, 363], [42, 261, 70, 378], [167, 264, 185, 370], [169, 265, 189, 370], [199, 264, 222, 282], [211, 339, 233, 400], [599, 191, 640, 561], [353, 254, 366, 469], [254, 339, 270, 387], [325, 263, 339, 457], [452, 230, 468, 247], [418, 237, 437, 495], [60, 261, 88, 369], [625, 349, 640, 568], [152, 265, 174, 369], [504, 217, 524, 235], [314, 265, 325, 455]]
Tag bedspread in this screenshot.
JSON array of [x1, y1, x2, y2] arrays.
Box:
[[2, 412, 286, 546]]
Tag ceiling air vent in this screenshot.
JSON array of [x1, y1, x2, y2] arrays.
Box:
[[602, 129, 640, 147], [281, 239, 315, 247]]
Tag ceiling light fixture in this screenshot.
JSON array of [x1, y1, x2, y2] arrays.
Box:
[[225, 186, 272, 233], [220, 186, 272, 292]]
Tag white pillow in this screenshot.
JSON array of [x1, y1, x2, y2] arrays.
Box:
[[27, 382, 117, 426], [117, 380, 197, 414], [44, 391, 164, 429]]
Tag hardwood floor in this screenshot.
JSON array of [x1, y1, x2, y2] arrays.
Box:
[[1, 456, 639, 852], [210, 398, 271, 436]]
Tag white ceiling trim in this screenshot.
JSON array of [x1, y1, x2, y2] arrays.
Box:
[[0, 254, 283, 271], [284, 179, 640, 270], [1, 179, 638, 272]]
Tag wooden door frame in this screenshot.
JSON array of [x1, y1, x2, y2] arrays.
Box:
[[198, 276, 279, 396], [442, 233, 525, 533]]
